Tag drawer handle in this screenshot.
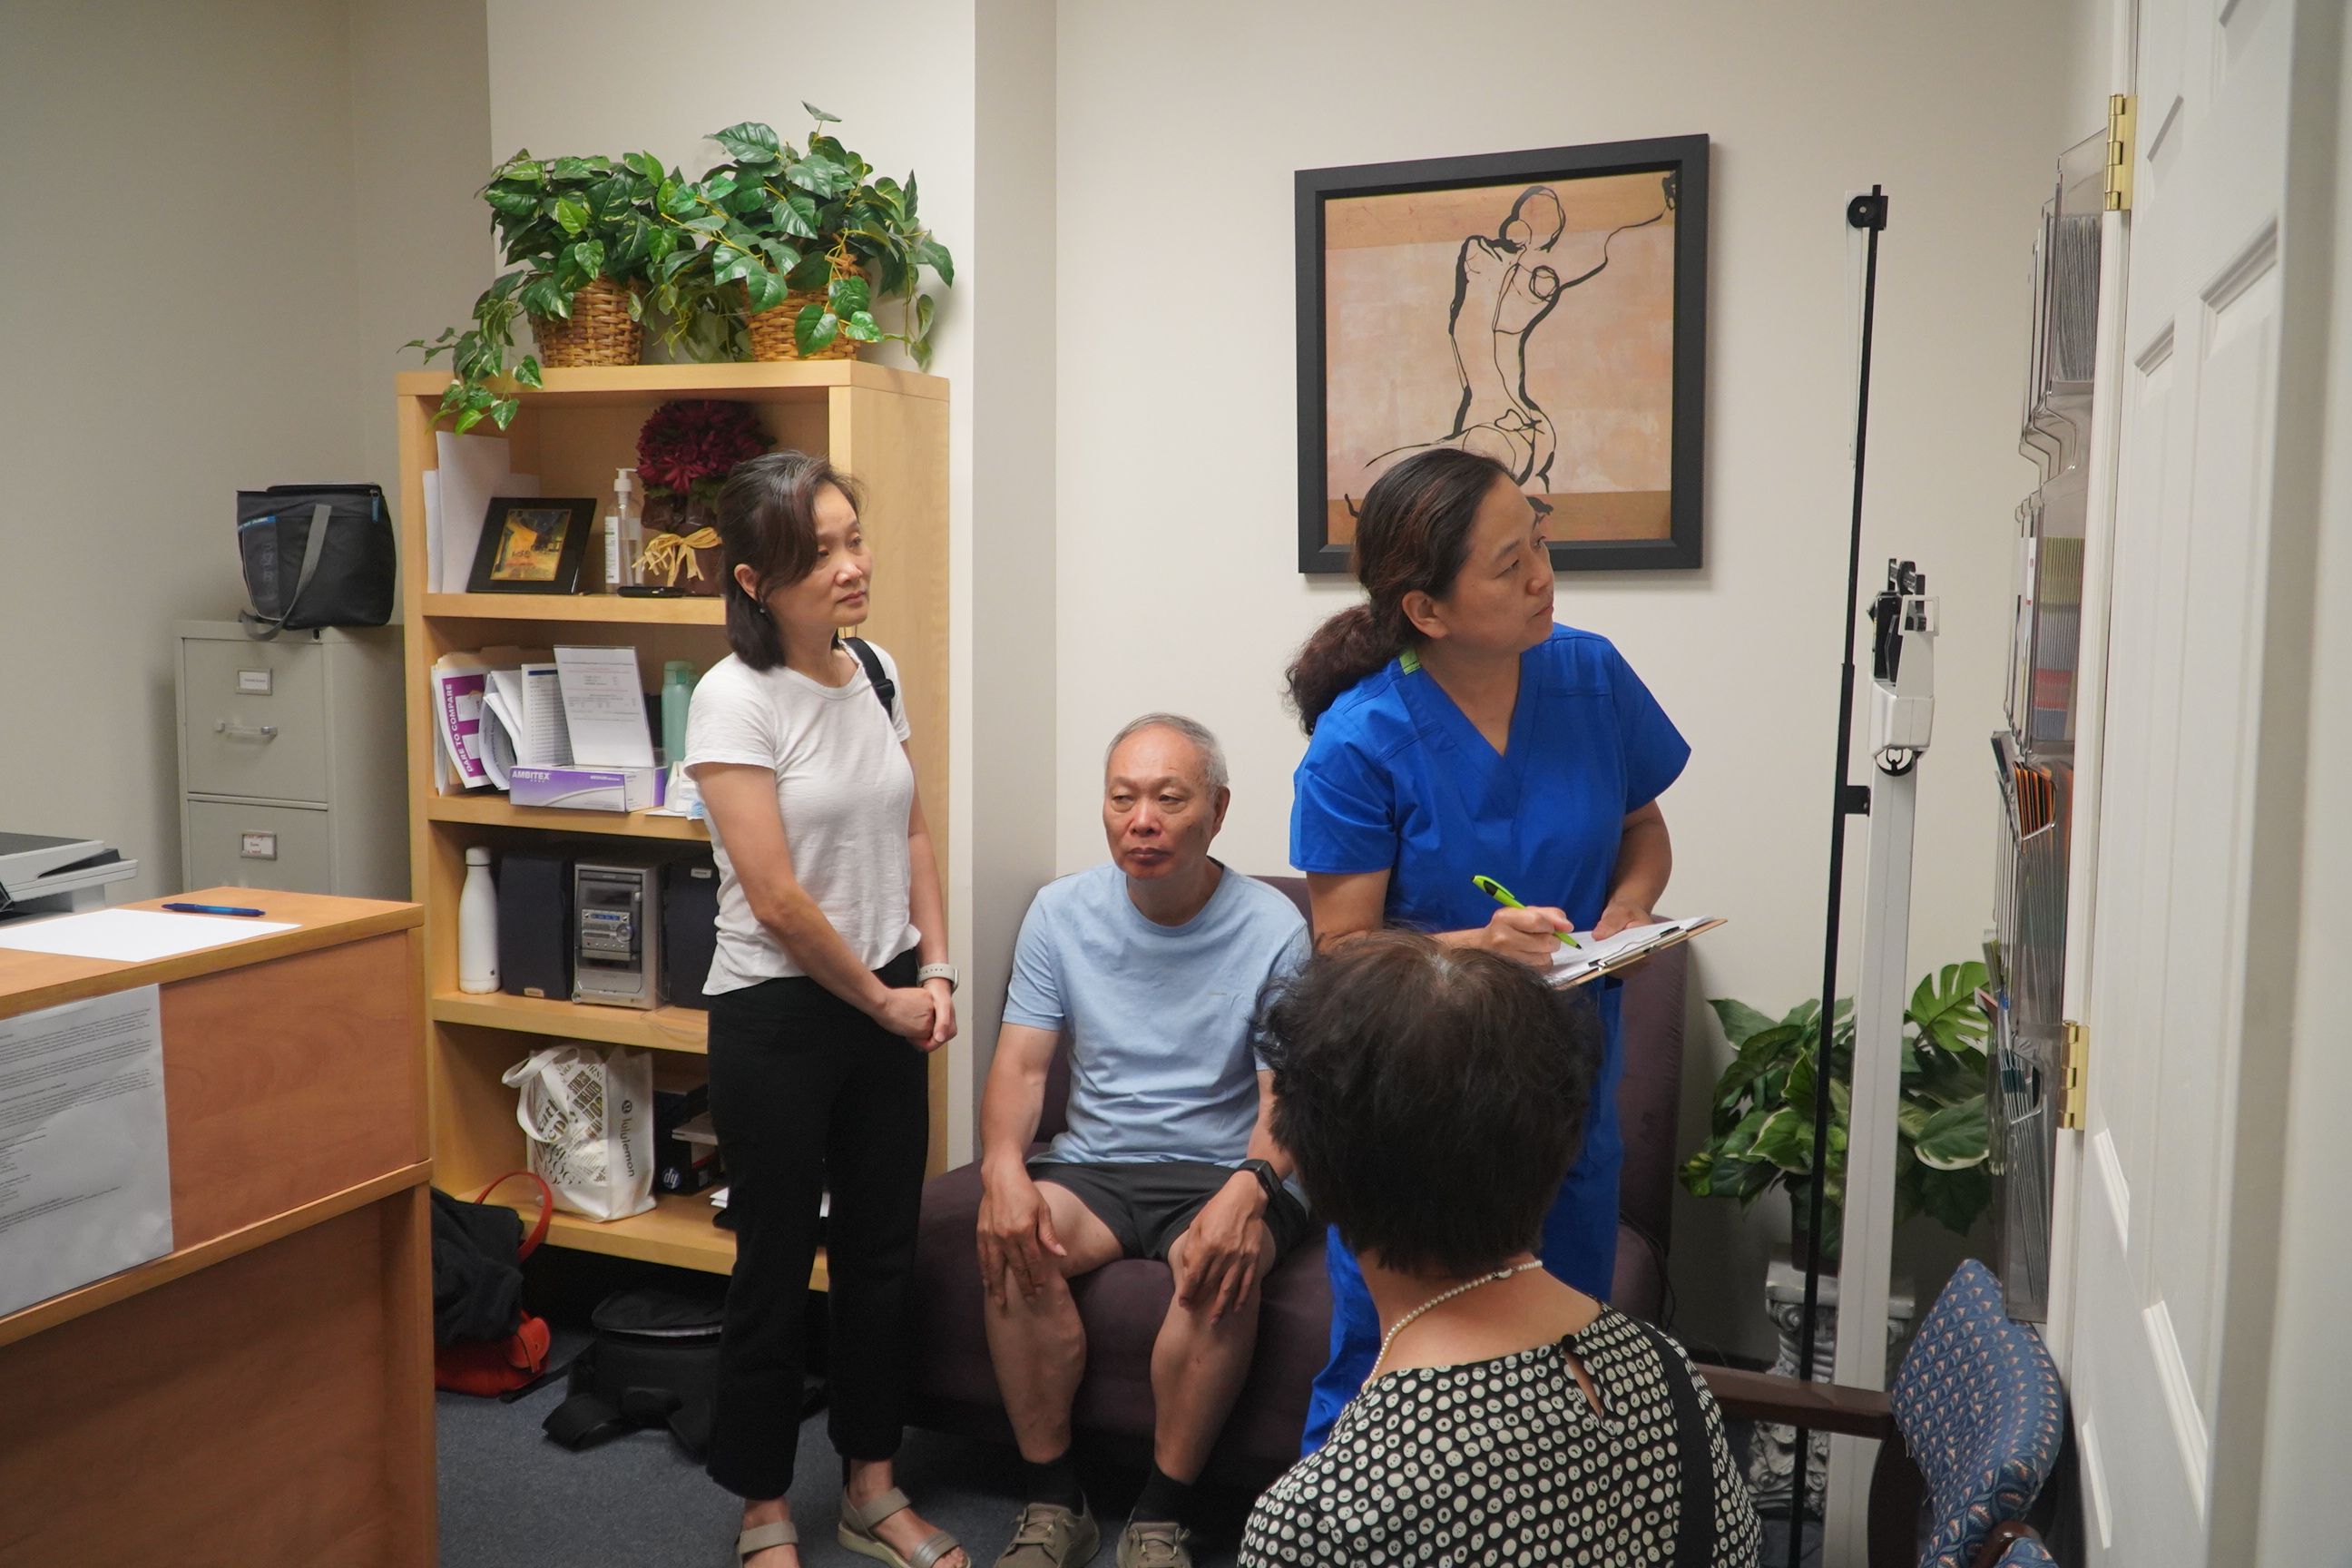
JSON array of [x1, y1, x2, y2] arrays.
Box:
[[214, 720, 279, 742]]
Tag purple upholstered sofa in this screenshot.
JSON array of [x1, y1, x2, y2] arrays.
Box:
[[904, 875, 1690, 1491]]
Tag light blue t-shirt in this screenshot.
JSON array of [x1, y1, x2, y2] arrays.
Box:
[[1004, 862, 1312, 1170]]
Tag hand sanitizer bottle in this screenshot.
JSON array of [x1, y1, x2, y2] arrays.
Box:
[[614, 467, 642, 588], [458, 847, 500, 993]]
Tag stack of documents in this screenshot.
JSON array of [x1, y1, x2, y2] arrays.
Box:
[[435, 646, 566, 791], [435, 645, 663, 811]]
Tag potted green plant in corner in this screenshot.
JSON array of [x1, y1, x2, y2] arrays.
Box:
[[406, 150, 674, 432], [1678, 961, 1994, 1269], [652, 107, 955, 367]]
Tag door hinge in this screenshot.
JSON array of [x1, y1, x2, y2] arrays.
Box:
[[2105, 94, 2135, 212], [2060, 1019, 2089, 1130]]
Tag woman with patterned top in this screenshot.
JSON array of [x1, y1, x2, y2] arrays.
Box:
[[1240, 932, 1759, 1567]]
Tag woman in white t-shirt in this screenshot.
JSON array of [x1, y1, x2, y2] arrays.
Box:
[[688, 451, 966, 1568]]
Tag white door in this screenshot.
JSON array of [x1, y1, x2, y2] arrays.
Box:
[[2053, 0, 2324, 1559]]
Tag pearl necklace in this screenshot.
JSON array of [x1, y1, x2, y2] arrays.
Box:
[[1368, 1259, 1545, 1379]]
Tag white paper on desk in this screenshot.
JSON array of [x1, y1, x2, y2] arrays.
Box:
[[434, 431, 540, 593], [1546, 916, 1721, 988], [554, 645, 655, 767], [0, 985, 174, 1317], [0, 908, 299, 962]]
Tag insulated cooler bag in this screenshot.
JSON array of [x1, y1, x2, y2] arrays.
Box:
[[236, 482, 396, 638]]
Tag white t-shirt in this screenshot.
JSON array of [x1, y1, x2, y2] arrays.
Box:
[[684, 645, 920, 993]]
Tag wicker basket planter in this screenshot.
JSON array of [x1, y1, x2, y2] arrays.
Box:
[[742, 281, 863, 363], [529, 277, 643, 368]]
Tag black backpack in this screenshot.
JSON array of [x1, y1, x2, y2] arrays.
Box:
[[542, 1287, 728, 1458]]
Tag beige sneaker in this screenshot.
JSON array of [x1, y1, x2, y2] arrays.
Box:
[[1114, 1520, 1191, 1568], [993, 1502, 1100, 1568]]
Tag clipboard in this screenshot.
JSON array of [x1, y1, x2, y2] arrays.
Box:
[[1548, 916, 1728, 989]]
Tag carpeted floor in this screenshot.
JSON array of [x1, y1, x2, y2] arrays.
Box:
[[436, 1351, 1816, 1568], [436, 1328, 1256, 1568]]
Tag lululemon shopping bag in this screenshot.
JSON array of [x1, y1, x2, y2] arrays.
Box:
[[502, 1044, 657, 1222]]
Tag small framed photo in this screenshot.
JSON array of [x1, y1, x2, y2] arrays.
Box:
[[467, 496, 597, 593]]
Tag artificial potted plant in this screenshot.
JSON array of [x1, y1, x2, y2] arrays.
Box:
[[653, 108, 956, 366], [407, 150, 673, 432], [1678, 961, 1995, 1269], [632, 400, 771, 593]]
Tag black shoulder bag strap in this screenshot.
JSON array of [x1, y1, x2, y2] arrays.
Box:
[[240, 503, 334, 642], [1628, 1318, 1718, 1568], [842, 637, 897, 722]]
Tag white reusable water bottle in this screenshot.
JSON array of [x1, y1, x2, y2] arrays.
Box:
[[458, 846, 500, 993]]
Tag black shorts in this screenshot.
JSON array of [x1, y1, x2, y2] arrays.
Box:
[[1027, 1159, 1315, 1263]]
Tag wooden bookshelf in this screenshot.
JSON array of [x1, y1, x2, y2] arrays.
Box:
[[429, 991, 710, 1054], [398, 362, 951, 1283], [481, 1191, 826, 1286], [425, 795, 711, 841], [421, 592, 726, 625]]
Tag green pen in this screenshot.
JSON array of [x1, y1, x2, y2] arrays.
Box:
[[1472, 875, 1581, 948]]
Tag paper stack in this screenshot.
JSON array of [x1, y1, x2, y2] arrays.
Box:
[[1546, 916, 1726, 989], [435, 646, 566, 791], [435, 644, 666, 811]]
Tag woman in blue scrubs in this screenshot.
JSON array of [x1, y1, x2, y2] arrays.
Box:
[[1285, 447, 1688, 1451]]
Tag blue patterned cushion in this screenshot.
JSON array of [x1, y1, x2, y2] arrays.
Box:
[[1889, 1259, 2066, 1568], [1994, 1536, 2059, 1568]]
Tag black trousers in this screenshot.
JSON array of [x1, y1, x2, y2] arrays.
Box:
[[704, 949, 928, 1500]]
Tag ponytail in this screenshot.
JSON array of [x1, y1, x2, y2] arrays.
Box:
[[1288, 603, 1405, 734], [1288, 448, 1514, 735]]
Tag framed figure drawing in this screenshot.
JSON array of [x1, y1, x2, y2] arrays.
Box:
[[1296, 135, 1709, 573]]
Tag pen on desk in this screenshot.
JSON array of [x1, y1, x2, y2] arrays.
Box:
[[159, 902, 266, 917], [1470, 875, 1579, 948]]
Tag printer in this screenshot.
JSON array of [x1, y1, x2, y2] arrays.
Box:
[[0, 833, 140, 923]]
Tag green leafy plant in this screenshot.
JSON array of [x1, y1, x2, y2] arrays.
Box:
[[1678, 962, 1994, 1265], [656, 107, 956, 366], [406, 150, 673, 432]]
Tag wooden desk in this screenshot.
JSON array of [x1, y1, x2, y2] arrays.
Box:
[[0, 889, 432, 1568]]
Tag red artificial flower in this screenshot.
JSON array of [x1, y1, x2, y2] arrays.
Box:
[[636, 399, 771, 497]]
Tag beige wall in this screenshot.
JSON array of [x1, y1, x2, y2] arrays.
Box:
[[1053, 0, 2085, 1359], [0, 0, 484, 899], [969, 0, 1062, 1107], [485, 0, 1055, 1162]]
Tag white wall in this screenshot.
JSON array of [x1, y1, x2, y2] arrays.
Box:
[[0, 0, 483, 900], [1054, 0, 2082, 1359]]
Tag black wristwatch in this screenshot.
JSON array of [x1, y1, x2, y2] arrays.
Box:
[[1236, 1158, 1281, 1203]]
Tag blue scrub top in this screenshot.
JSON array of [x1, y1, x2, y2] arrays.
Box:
[[1289, 622, 1689, 1452], [1291, 622, 1689, 941]]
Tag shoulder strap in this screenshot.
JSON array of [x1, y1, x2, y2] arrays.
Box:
[[843, 637, 897, 721], [1627, 1318, 1717, 1568], [240, 503, 334, 641]]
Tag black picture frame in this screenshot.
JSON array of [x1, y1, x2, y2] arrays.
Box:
[[1296, 134, 1710, 574], [466, 496, 598, 594]]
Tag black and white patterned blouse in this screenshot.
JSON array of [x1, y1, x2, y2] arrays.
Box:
[[1240, 1307, 1761, 1567]]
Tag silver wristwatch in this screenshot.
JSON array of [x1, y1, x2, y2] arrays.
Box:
[[916, 962, 959, 993]]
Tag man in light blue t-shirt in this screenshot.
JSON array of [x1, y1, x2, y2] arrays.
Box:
[[976, 714, 1312, 1568]]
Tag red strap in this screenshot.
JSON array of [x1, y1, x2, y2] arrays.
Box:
[[472, 1171, 556, 1260]]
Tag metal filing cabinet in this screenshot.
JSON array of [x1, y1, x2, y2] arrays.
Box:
[[175, 621, 408, 898]]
